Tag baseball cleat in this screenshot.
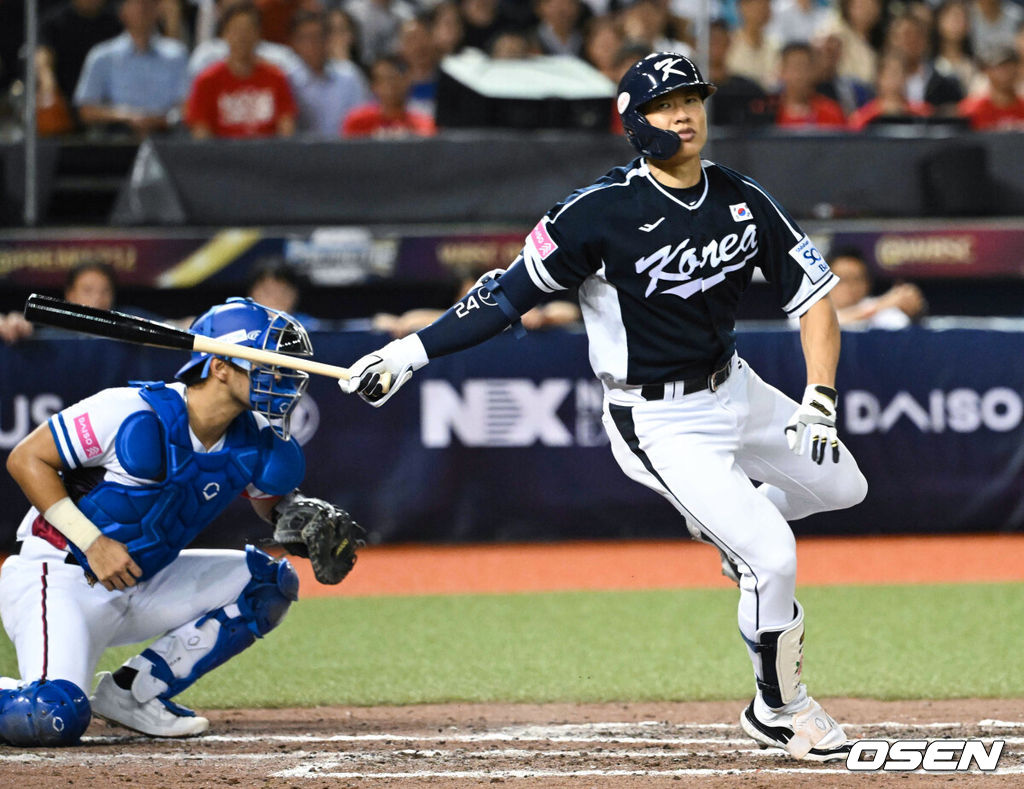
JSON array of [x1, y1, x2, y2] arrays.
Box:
[[740, 693, 851, 761], [90, 672, 209, 738]]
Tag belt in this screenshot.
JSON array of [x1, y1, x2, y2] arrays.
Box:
[[639, 360, 733, 401], [12, 541, 80, 565]]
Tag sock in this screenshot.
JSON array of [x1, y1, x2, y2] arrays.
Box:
[[112, 666, 138, 691]]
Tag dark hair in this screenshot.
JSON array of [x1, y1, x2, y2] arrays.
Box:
[[780, 41, 813, 61], [217, 0, 261, 37], [290, 9, 326, 36], [371, 54, 409, 75], [246, 258, 305, 294], [65, 260, 117, 294], [829, 245, 867, 263]]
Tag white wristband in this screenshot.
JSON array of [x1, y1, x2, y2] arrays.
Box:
[[43, 497, 103, 552]]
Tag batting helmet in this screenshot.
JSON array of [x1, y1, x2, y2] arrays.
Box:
[[617, 53, 717, 160], [176, 297, 312, 439], [0, 679, 92, 746]]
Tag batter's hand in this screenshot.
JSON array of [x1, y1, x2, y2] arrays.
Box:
[[786, 385, 839, 464], [340, 335, 429, 407], [84, 535, 142, 591]]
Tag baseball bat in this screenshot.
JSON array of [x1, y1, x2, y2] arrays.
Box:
[[23, 294, 355, 382]]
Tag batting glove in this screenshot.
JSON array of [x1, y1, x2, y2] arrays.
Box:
[[785, 384, 840, 464], [340, 334, 429, 407]]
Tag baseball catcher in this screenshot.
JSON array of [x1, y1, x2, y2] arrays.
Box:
[[270, 493, 365, 585], [0, 298, 363, 746]]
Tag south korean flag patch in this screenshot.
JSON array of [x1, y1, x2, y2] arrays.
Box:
[[730, 203, 753, 222]]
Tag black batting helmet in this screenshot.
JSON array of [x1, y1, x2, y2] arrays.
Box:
[[616, 53, 717, 160]]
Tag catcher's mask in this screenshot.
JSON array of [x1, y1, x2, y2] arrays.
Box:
[[176, 297, 312, 439], [617, 52, 717, 160]]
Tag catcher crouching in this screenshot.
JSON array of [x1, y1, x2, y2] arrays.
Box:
[[0, 299, 362, 746]]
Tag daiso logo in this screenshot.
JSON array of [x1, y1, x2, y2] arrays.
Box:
[[74, 413, 101, 458]]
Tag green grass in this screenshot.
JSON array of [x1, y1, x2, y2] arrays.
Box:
[[2, 583, 1022, 708]]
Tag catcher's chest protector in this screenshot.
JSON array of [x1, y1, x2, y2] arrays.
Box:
[[68, 382, 303, 579]]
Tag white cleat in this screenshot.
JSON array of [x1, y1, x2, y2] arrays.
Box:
[[740, 693, 851, 761], [90, 672, 209, 738]]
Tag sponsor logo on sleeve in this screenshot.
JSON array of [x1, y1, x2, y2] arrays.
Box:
[[789, 235, 829, 283], [74, 413, 101, 459], [529, 221, 558, 260], [729, 203, 753, 222]]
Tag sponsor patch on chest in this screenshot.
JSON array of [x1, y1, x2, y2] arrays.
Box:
[[789, 235, 829, 283]]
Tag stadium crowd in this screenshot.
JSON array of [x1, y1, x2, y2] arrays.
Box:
[[1, 0, 1023, 139]]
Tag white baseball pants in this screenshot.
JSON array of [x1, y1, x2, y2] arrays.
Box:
[[602, 356, 867, 677], [0, 537, 253, 693]]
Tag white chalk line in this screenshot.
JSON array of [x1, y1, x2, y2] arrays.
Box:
[[269, 766, 1024, 780]]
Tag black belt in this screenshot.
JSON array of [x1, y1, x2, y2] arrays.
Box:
[[640, 360, 733, 401], [11, 542, 81, 565]]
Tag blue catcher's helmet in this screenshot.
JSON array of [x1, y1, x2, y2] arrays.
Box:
[[0, 679, 92, 746], [616, 52, 717, 160], [176, 297, 312, 439]]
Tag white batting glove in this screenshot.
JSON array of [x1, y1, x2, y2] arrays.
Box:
[[340, 334, 429, 407], [785, 385, 840, 464]]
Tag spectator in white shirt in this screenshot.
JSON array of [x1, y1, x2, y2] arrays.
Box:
[[288, 9, 370, 137]]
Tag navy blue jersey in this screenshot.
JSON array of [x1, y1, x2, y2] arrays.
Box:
[[517, 157, 836, 386]]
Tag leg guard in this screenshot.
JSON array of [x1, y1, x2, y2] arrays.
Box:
[[122, 546, 298, 704], [746, 601, 805, 709], [0, 679, 91, 746]]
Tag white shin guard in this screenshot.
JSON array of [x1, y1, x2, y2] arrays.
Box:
[[753, 601, 804, 708]]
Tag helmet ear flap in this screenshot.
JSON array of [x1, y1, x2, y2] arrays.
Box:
[[623, 109, 683, 160]]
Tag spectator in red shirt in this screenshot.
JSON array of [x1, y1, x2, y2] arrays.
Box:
[[958, 45, 1024, 129], [341, 55, 436, 138], [186, 1, 297, 138], [774, 42, 847, 128], [848, 52, 933, 130]]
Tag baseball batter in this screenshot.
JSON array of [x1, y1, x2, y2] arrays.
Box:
[[0, 298, 354, 746], [341, 54, 868, 761]]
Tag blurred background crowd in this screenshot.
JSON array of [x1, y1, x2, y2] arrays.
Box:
[[1, 0, 1023, 141]]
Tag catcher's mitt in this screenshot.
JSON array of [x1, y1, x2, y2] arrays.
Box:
[[272, 494, 365, 585]]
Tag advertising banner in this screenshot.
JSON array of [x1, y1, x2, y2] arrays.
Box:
[[1, 326, 1021, 551]]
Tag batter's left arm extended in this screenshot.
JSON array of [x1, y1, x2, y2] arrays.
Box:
[[797, 296, 840, 389], [786, 296, 842, 464]]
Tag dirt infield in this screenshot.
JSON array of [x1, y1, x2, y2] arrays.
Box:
[[2, 698, 1022, 787]]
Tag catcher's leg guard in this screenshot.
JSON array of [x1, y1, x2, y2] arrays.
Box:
[[0, 679, 91, 746], [745, 601, 804, 709], [117, 546, 298, 704]]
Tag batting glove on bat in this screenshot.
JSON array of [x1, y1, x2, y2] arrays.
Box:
[[785, 384, 840, 464], [340, 334, 429, 407]]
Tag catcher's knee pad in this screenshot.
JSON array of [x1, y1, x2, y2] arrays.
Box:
[[129, 547, 298, 702], [0, 679, 91, 746], [748, 601, 805, 709]]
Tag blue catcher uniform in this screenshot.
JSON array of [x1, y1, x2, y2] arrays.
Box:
[[342, 54, 868, 761], [66, 381, 303, 581], [0, 299, 312, 744]]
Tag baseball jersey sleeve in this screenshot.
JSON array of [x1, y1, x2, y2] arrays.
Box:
[[47, 387, 148, 471], [521, 199, 602, 293], [741, 177, 837, 318]]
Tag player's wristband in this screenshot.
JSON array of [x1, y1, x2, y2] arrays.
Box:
[[43, 497, 103, 552]]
